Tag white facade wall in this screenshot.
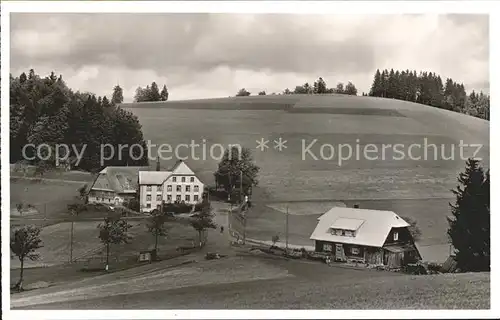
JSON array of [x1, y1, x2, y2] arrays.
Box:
[[140, 174, 204, 213], [162, 174, 204, 204], [141, 184, 164, 213]]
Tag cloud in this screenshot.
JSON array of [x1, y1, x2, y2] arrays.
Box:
[[10, 13, 489, 101]]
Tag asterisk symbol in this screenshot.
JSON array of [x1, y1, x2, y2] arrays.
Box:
[[274, 137, 287, 151], [256, 138, 269, 151]]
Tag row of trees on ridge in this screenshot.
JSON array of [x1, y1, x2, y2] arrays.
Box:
[[134, 82, 169, 102], [368, 69, 490, 120], [236, 77, 359, 97]]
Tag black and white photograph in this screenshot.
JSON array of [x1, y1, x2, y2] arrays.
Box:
[[1, 0, 496, 317]]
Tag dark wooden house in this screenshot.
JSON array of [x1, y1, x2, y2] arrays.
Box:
[[310, 206, 421, 268]]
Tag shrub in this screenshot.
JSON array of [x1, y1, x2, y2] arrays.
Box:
[[163, 202, 199, 214], [125, 198, 140, 212]]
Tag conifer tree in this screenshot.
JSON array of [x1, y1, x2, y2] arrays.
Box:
[[111, 84, 124, 104], [160, 85, 169, 101], [448, 158, 490, 272]]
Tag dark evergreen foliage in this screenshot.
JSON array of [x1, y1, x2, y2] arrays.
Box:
[[134, 82, 169, 102], [368, 69, 489, 120], [10, 69, 149, 171], [448, 158, 490, 272]]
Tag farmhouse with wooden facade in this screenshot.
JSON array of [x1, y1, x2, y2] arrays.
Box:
[[310, 206, 421, 268], [87, 160, 204, 213], [87, 166, 148, 206]]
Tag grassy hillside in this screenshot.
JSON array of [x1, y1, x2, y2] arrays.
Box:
[[122, 94, 488, 263], [11, 253, 490, 309], [123, 94, 488, 200]]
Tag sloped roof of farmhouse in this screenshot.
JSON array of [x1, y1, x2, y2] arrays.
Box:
[[90, 166, 148, 193], [310, 207, 410, 247], [91, 160, 202, 192]]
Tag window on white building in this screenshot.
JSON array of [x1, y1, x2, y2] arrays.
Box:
[[176, 185, 181, 192], [182, 177, 186, 182], [167, 185, 172, 191], [167, 195, 172, 202], [146, 195, 151, 201], [158, 185, 162, 191], [190, 177, 195, 182], [172, 177, 177, 182], [176, 195, 181, 202], [186, 185, 190, 192], [185, 195, 190, 202], [194, 195, 199, 202], [156, 194, 162, 201], [194, 185, 199, 192], [146, 203, 151, 208], [146, 185, 152, 191]]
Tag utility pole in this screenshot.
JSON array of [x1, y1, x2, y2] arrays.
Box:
[[285, 205, 289, 254], [69, 219, 74, 263], [229, 202, 233, 234], [44, 203, 47, 221], [243, 212, 246, 244], [239, 169, 243, 204], [228, 172, 232, 202]]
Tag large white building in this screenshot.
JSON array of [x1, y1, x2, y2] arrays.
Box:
[[138, 160, 205, 213]]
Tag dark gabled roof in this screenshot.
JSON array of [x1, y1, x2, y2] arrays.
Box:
[[90, 166, 149, 193]]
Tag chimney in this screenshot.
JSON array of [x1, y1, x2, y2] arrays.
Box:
[[353, 204, 359, 209], [156, 156, 160, 171]]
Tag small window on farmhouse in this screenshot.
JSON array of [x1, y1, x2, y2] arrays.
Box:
[[182, 177, 186, 182], [351, 247, 360, 255], [393, 232, 399, 241], [341, 230, 346, 236], [324, 244, 333, 252], [146, 185, 152, 192], [190, 177, 195, 182]]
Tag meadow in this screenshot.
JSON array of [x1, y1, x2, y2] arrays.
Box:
[[124, 94, 489, 263], [10, 179, 89, 218], [125, 94, 489, 202]]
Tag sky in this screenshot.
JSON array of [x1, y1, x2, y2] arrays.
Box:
[[10, 13, 489, 102]]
